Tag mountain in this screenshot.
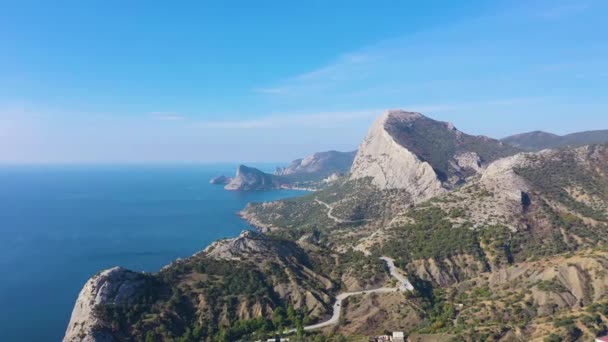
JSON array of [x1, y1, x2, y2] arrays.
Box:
[[351, 110, 519, 202], [275, 150, 356, 180], [224, 165, 281, 191], [66, 110, 608, 342], [502, 129, 608, 151], [213, 150, 356, 191], [239, 111, 608, 340], [242, 110, 521, 233]]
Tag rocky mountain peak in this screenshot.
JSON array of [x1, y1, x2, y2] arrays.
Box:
[[350, 110, 519, 202], [224, 165, 280, 191], [384, 109, 424, 121], [350, 110, 445, 202]]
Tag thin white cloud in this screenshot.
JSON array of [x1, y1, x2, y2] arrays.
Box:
[[149, 112, 186, 121], [196, 109, 381, 129], [293, 52, 375, 82], [253, 87, 289, 94], [192, 98, 537, 130]]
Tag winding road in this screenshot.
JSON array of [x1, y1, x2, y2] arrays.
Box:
[[314, 199, 372, 224], [286, 257, 413, 333]]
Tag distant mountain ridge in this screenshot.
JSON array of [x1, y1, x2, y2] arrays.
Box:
[[502, 129, 608, 151], [275, 150, 356, 180], [212, 150, 356, 191]]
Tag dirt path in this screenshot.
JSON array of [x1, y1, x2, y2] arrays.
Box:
[[314, 199, 372, 224]]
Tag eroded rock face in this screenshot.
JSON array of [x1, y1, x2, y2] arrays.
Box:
[[453, 151, 483, 174], [350, 110, 445, 202], [224, 165, 280, 191], [408, 254, 486, 286], [480, 152, 534, 203], [63, 268, 149, 342], [350, 109, 519, 202]]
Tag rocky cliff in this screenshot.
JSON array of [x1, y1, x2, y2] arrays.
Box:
[[350, 110, 518, 202], [63, 268, 152, 342], [350, 111, 445, 202], [224, 164, 281, 190]]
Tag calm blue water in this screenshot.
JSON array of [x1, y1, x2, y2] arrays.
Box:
[[0, 165, 304, 342]]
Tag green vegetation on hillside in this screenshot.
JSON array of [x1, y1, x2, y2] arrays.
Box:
[[376, 207, 485, 268], [93, 234, 338, 342], [515, 153, 608, 222]]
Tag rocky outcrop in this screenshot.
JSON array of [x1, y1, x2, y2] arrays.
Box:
[[350, 110, 445, 202], [275, 150, 356, 177], [407, 254, 487, 286], [350, 110, 519, 202], [224, 165, 281, 191], [323, 172, 343, 183], [204, 230, 276, 260], [209, 175, 232, 185], [480, 152, 534, 203], [63, 268, 149, 342]]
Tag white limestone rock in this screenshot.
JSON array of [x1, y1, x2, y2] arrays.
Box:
[[350, 110, 444, 202], [63, 267, 148, 342], [203, 230, 271, 260], [224, 165, 280, 191], [453, 151, 483, 174]]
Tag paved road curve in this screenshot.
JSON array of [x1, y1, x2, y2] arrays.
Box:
[[286, 257, 412, 333], [380, 256, 414, 291]]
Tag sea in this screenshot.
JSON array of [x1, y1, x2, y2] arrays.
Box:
[[0, 164, 306, 342]]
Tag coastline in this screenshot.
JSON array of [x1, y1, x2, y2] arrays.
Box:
[[238, 205, 277, 233]]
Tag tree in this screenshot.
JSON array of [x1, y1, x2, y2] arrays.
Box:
[[272, 307, 286, 333], [295, 315, 304, 340], [287, 304, 296, 325]]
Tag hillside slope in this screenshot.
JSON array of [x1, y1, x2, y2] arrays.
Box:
[[64, 231, 389, 342], [64, 231, 338, 341]]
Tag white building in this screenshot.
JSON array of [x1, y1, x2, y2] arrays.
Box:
[[392, 332, 405, 342]]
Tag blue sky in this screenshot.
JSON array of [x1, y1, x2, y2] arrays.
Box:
[[1, 0, 607, 163]]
